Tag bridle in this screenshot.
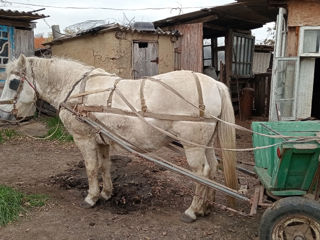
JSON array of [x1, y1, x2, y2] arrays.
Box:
[[0, 71, 38, 119]]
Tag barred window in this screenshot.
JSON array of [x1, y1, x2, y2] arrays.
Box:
[[232, 33, 254, 77]]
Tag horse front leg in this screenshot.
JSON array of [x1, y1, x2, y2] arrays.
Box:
[[182, 147, 212, 223], [73, 136, 100, 207], [97, 144, 113, 201]]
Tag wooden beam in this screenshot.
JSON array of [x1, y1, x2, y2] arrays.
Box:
[[224, 15, 268, 26], [0, 18, 33, 29], [185, 14, 218, 24], [204, 23, 227, 32]]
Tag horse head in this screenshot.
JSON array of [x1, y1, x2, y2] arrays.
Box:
[[0, 54, 37, 120]]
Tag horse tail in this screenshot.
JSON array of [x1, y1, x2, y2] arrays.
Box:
[[216, 83, 238, 202]]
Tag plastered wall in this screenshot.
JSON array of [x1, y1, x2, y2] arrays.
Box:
[[51, 30, 176, 79]]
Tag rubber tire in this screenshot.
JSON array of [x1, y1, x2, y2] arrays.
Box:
[[259, 197, 320, 240]]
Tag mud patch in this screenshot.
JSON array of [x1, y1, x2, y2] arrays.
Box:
[[49, 155, 189, 214]]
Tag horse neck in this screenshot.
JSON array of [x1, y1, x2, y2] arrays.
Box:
[[32, 58, 93, 109]]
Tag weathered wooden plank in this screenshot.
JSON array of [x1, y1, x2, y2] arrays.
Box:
[[286, 27, 299, 57], [288, 0, 320, 27], [14, 28, 34, 58], [173, 23, 203, 73], [296, 58, 315, 119]]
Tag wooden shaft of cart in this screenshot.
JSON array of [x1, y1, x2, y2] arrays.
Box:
[[62, 104, 251, 203]]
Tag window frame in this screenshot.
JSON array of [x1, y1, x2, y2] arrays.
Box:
[[203, 39, 213, 68], [299, 26, 320, 57], [269, 57, 300, 121]]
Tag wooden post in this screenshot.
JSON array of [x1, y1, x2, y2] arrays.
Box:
[[225, 29, 233, 88], [212, 37, 218, 70]]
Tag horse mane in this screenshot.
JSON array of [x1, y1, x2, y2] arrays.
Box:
[[6, 56, 94, 76]]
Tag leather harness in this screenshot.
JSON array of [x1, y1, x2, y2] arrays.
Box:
[[63, 71, 211, 123]]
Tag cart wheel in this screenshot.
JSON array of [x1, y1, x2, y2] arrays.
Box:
[[259, 197, 320, 240]]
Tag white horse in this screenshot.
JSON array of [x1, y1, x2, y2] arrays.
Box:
[[0, 55, 238, 222]]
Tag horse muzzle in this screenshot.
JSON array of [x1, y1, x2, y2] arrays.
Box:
[[0, 108, 15, 120]]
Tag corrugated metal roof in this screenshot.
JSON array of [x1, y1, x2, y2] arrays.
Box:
[[0, 8, 47, 21], [45, 23, 180, 45]]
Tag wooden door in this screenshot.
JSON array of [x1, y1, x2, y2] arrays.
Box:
[[132, 41, 158, 79]]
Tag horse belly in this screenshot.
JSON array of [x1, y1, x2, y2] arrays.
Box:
[[93, 113, 172, 152]]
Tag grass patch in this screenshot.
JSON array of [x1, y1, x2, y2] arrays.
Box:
[[0, 185, 48, 226], [44, 117, 73, 141], [0, 185, 23, 226], [24, 194, 48, 208], [0, 129, 18, 143]]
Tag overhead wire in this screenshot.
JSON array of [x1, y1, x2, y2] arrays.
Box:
[[1, 0, 212, 11]]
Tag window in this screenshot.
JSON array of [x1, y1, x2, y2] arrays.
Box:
[[203, 39, 212, 67], [269, 57, 299, 120], [203, 37, 225, 71], [299, 27, 320, 56], [232, 33, 254, 77]]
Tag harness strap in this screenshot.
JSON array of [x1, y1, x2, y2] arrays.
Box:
[[0, 99, 15, 104], [69, 88, 114, 99], [61, 68, 95, 105], [79, 74, 88, 104], [79, 73, 117, 104], [65, 103, 214, 122], [107, 78, 121, 107], [11, 75, 26, 115], [140, 79, 147, 113], [192, 72, 205, 117]]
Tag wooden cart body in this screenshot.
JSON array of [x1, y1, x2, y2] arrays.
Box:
[[252, 121, 320, 197]]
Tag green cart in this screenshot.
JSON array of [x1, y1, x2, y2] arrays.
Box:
[[252, 121, 320, 240]]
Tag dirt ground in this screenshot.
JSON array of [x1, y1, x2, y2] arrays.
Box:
[[0, 119, 266, 240]]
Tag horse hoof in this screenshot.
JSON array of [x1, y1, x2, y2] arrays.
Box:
[[180, 213, 196, 223], [100, 191, 112, 201], [80, 201, 94, 209]]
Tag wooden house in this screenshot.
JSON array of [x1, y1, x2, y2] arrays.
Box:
[[0, 9, 46, 94], [153, 1, 278, 113], [45, 23, 180, 79], [267, 0, 320, 120]]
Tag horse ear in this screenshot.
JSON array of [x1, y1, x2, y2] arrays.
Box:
[[17, 54, 27, 72]]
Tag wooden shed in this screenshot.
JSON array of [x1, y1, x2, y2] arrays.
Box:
[[268, 0, 320, 120], [154, 1, 278, 112], [45, 23, 180, 79], [0, 9, 46, 94]]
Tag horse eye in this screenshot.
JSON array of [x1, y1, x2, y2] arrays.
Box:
[[9, 78, 20, 91]]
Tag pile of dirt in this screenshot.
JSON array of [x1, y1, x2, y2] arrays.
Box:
[[49, 155, 190, 214]]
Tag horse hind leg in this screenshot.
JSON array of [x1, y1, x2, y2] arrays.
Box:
[[97, 144, 113, 201], [182, 147, 212, 223], [204, 139, 219, 214]]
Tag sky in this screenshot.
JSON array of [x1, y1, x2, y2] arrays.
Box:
[[0, 0, 274, 43]]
